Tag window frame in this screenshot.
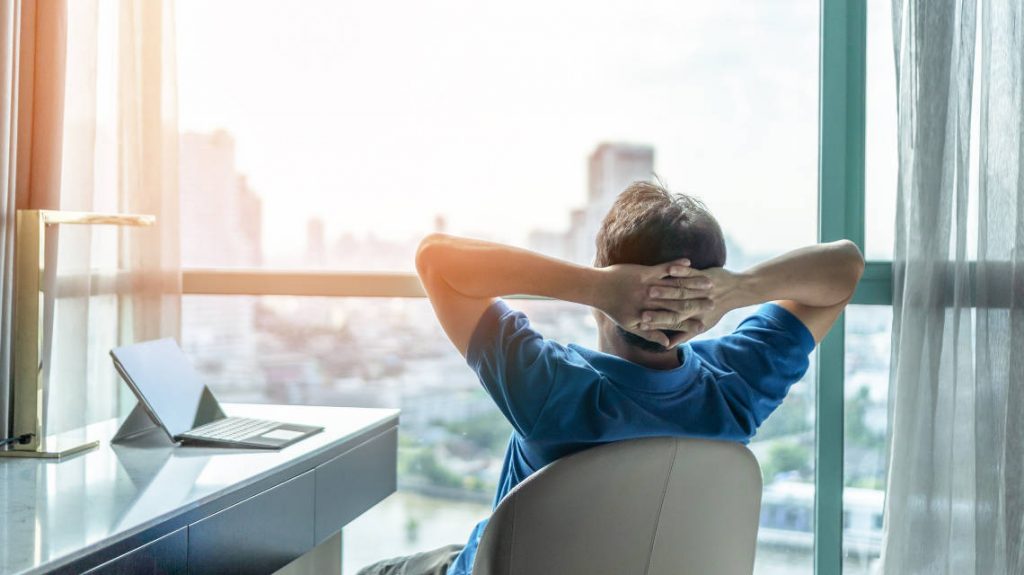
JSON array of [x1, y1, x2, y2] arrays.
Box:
[[819, 2, 889, 575], [180, 3, 886, 574]]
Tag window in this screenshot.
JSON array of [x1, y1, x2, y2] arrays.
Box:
[[182, 297, 818, 573], [840, 2, 897, 572], [864, 0, 898, 261], [176, 0, 819, 272], [182, 296, 598, 567], [842, 305, 890, 573], [172, 2, 903, 575], [183, 296, 517, 569]]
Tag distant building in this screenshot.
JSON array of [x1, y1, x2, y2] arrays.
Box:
[[238, 176, 263, 267], [587, 143, 655, 204], [306, 217, 326, 267], [528, 142, 655, 265], [567, 207, 589, 264], [179, 130, 264, 391], [580, 143, 655, 264], [179, 131, 262, 268]]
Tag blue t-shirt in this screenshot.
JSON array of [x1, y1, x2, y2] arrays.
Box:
[[446, 300, 816, 575]]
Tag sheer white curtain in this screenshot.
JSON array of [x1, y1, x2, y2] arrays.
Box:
[[882, 1, 1023, 573], [974, 1, 1024, 570], [0, 0, 180, 436], [0, 0, 72, 436], [48, 0, 181, 433]]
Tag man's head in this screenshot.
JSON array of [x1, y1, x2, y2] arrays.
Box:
[[594, 181, 726, 353]]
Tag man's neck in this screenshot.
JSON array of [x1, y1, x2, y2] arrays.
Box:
[[597, 330, 683, 371]]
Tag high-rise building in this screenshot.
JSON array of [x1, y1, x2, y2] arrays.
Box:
[[579, 143, 655, 264], [526, 143, 657, 265], [238, 175, 263, 267], [179, 131, 263, 268], [179, 130, 264, 392], [567, 207, 590, 264], [587, 143, 655, 204], [306, 217, 326, 267]]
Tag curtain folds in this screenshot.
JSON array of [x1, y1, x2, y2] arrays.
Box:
[[974, 1, 1024, 570], [0, 0, 180, 437], [0, 0, 71, 436], [48, 0, 181, 433], [882, 1, 1023, 573]]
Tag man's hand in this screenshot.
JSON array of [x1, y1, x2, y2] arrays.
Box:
[[642, 266, 743, 335], [595, 259, 715, 347], [638, 240, 865, 343]]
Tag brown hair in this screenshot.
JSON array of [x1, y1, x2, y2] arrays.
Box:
[[595, 181, 726, 351]]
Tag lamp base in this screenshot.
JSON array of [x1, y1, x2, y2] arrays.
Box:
[[0, 429, 100, 460]]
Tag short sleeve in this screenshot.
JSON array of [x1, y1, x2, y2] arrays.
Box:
[[466, 300, 562, 437], [690, 303, 816, 429]]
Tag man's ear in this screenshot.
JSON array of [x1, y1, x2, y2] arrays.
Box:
[[592, 309, 620, 346]]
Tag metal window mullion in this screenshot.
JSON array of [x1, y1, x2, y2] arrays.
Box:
[[818, 2, 866, 575], [851, 261, 893, 305]]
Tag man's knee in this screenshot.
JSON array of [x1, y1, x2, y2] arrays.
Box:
[[355, 544, 464, 575]]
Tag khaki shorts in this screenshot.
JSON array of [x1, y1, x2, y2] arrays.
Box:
[[356, 544, 465, 575]]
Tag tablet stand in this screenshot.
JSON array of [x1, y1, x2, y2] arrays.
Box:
[[112, 403, 174, 445]]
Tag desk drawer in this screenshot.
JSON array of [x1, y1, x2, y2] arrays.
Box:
[[314, 427, 397, 542], [188, 470, 315, 575], [83, 526, 187, 575]]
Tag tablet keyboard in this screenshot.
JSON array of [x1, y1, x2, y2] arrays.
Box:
[[186, 417, 279, 442]]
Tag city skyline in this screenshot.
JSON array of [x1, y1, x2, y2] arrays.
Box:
[[177, 126, 890, 575], [176, 0, 826, 263], [180, 130, 767, 271], [172, 5, 892, 571]]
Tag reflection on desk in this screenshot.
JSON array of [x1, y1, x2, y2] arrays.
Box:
[[0, 403, 399, 575]]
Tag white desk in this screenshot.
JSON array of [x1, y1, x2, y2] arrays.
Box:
[[0, 403, 399, 574]]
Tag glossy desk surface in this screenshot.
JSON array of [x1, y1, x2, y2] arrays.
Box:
[[0, 403, 399, 575]]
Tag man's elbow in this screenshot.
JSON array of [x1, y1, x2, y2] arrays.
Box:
[[415, 233, 452, 279], [834, 239, 865, 296]]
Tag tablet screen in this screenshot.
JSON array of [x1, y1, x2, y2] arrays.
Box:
[[111, 338, 225, 437]]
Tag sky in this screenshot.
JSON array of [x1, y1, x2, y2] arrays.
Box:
[[175, 0, 897, 263]]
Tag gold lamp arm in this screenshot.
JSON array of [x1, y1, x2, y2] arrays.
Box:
[[3, 209, 155, 459]]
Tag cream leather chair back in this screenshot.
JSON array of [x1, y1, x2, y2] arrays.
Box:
[[473, 437, 762, 575]]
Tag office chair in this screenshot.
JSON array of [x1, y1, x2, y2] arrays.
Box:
[[473, 437, 763, 575]]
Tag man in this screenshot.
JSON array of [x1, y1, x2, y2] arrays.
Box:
[[359, 181, 864, 575]]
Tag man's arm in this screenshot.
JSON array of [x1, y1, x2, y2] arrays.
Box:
[[415, 233, 712, 355], [642, 240, 865, 342]]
